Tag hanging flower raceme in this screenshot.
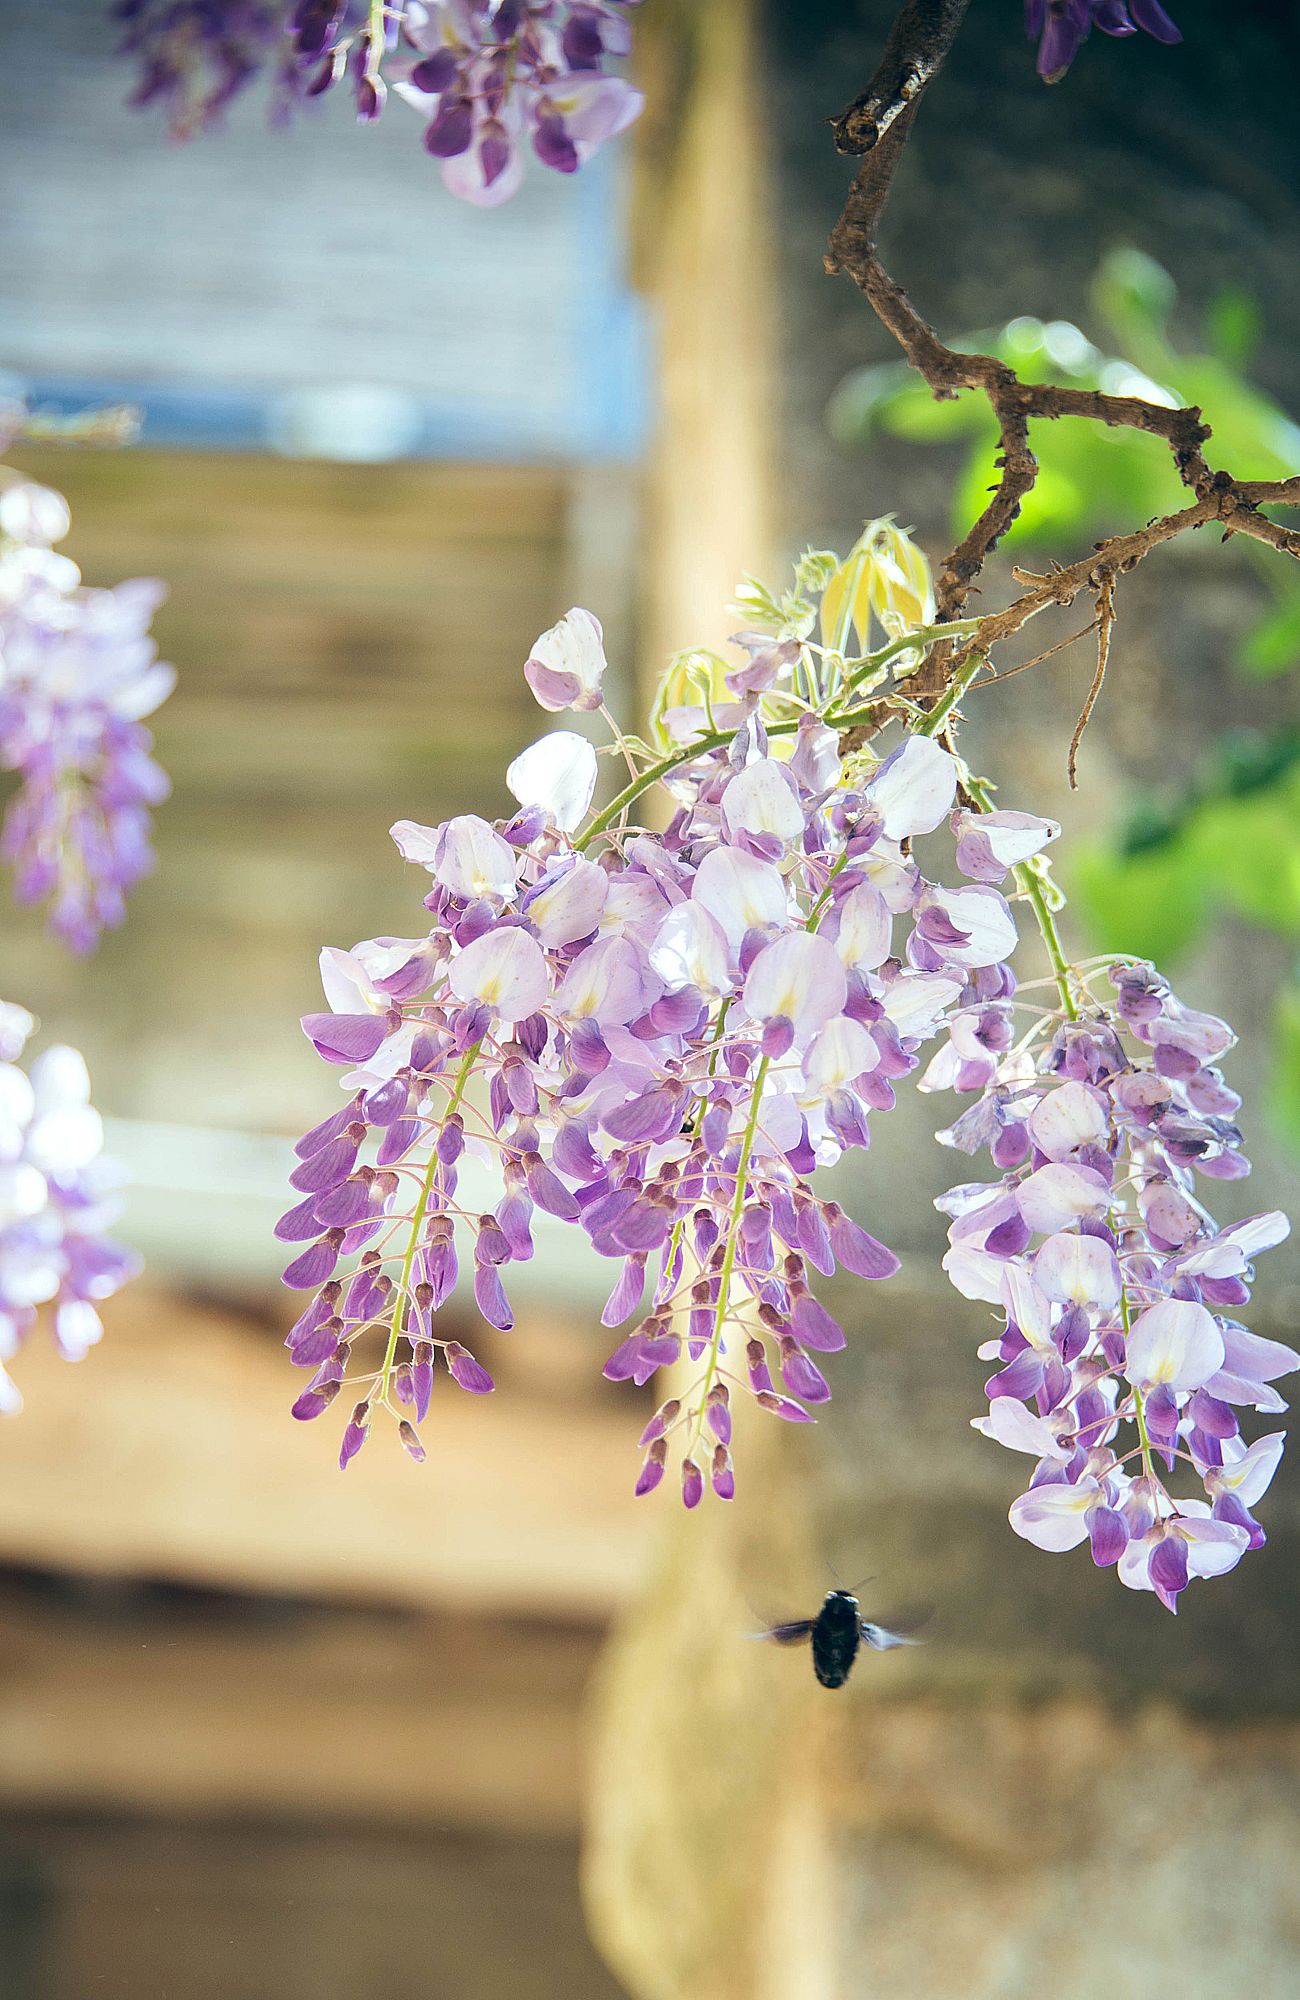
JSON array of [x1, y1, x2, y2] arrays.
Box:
[[113, 1, 645, 201], [1025, 0, 1182, 84], [281, 545, 1048, 1494], [111, 0, 289, 134], [0, 1001, 141, 1413], [0, 475, 174, 954], [927, 940, 1295, 1611]]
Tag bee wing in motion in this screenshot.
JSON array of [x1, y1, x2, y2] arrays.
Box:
[[860, 1604, 932, 1651], [748, 1619, 816, 1645], [859, 1621, 922, 1651]]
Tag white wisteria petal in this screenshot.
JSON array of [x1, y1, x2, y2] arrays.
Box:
[[435, 814, 519, 902], [952, 808, 1059, 881], [1033, 1230, 1121, 1309], [506, 730, 598, 833], [1211, 1432, 1286, 1506], [1027, 1081, 1109, 1160], [1009, 1479, 1101, 1552], [941, 1242, 1004, 1304], [720, 758, 804, 844], [926, 886, 1018, 969], [649, 902, 730, 996], [865, 735, 958, 838], [1180, 1518, 1249, 1578], [692, 846, 789, 948], [831, 882, 893, 973], [878, 971, 963, 1038], [449, 928, 549, 1020], [974, 1400, 1062, 1457], [743, 932, 846, 1043], [319, 946, 384, 1015], [1001, 1265, 1055, 1347], [1016, 1163, 1109, 1235], [0, 1162, 47, 1228], [558, 937, 656, 1025], [525, 856, 608, 947], [805, 1017, 879, 1097]]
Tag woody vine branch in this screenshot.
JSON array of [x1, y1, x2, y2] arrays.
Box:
[[823, 0, 1300, 773]]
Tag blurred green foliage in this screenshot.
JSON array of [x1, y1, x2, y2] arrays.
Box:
[[829, 249, 1300, 1150]]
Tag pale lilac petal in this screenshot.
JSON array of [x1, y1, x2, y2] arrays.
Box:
[[649, 902, 730, 996], [450, 927, 549, 1020], [524, 607, 607, 712], [558, 936, 655, 1026], [1027, 1082, 1109, 1160], [319, 945, 383, 1015], [692, 847, 788, 948], [1126, 1298, 1225, 1391], [525, 855, 608, 946], [942, 1243, 1005, 1303], [743, 933, 846, 1044], [1000, 1266, 1054, 1347], [1016, 1163, 1109, 1234], [866, 736, 958, 838], [804, 1017, 878, 1097], [831, 883, 893, 973], [1180, 1517, 1249, 1578], [953, 808, 1059, 882], [1033, 1230, 1121, 1309], [1209, 1431, 1286, 1506], [543, 73, 644, 149], [878, 971, 963, 1038], [973, 1400, 1062, 1456], [1009, 1479, 1100, 1551], [721, 759, 805, 845], [923, 886, 1017, 969]]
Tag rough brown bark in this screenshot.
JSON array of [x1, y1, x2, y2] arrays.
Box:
[[822, 0, 1300, 736]]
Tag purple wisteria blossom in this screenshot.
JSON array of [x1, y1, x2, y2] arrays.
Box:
[[0, 478, 174, 954], [396, 1, 643, 205], [281, 555, 1047, 1495], [0, 1001, 141, 1413], [283, 527, 1292, 1598], [112, 0, 289, 134], [1025, 0, 1182, 83], [112, 2, 644, 200], [926, 950, 1295, 1611]]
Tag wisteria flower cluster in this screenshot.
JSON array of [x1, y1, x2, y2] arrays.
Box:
[[0, 1000, 140, 1414], [1026, 0, 1182, 83], [0, 475, 174, 953], [282, 517, 1293, 1607], [282, 529, 1018, 1491], [112, 1, 644, 203], [928, 930, 1295, 1611]]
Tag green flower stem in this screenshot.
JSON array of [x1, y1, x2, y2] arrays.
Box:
[[915, 650, 987, 739], [366, 0, 385, 70], [806, 850, 850, 931], [965, 772, 1080, 1023], [376, 1040, 481, 1408], [574, 619, 983, 854], [838, 617, 982, 698], [1116, 1277, 1155, 1479], [691, 1053, 770, 1452]]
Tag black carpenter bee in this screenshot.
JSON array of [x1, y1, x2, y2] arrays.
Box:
[[756, 1589, 921, 1689]]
